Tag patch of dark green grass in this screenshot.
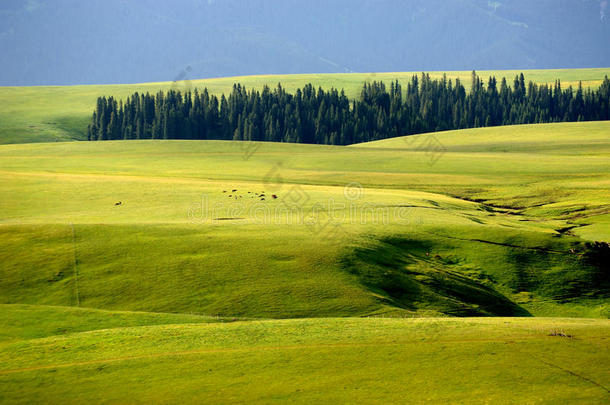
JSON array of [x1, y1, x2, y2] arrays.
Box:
[[341, 236, 530, 316]]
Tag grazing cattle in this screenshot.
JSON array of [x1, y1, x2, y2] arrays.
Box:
[[223, 190, 227, 193], [115, 202, 122, 206], [272, 195, 278, 199], [232, 189, 237, 192]]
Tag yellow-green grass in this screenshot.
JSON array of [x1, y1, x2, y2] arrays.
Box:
[[1, 68, 609, 144], [0, 121, 608, 320], [352, 121, 610, 241], [0, 317, 608, 404], [0, 304, 234, 343], [1, 121, 609, 403]]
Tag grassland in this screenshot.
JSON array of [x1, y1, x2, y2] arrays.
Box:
[[1, 316, 608, 404], [0, 304, 235, 343], [1, 80, 609, 402], [1, 120, 609, 320], [1, 68, 609, 144]]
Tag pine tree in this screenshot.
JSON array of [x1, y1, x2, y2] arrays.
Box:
[[87, 75, 610, 146]]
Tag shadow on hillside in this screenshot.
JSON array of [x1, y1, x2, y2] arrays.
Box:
[[341, 236, 532, 317]]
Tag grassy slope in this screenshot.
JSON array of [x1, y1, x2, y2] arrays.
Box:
[[0, 121, 608, 319], [1, 120, 609, 403], [1, 68, 609, 144], [353, 121, 610, 242], [0, 304, 234, 343], [0, 317, 608, 404]]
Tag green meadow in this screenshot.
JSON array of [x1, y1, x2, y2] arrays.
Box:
[[1, 316, 608, 404], [1, 68, 609, 144], [1, 70, 609, 402]]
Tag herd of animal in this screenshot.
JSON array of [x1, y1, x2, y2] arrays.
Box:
[[223, 190, 278, 201], [113, 189, 280, 208]]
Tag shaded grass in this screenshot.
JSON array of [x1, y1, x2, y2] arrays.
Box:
[[0, 223, 606, 319], [341, 237, 530, 316], [0, 224, 381, 318]]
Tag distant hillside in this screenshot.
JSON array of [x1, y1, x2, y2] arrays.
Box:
[[0, 0, 609, 85], [1, 68, 609, 144]]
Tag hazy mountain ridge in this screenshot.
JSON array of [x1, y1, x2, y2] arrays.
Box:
[[1, 0, 608, 85]]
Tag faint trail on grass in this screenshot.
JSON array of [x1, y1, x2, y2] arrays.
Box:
[[514, 347, 610, 394], [70, 223, 80, 307]]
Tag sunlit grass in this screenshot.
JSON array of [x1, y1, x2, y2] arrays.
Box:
[[0, 119, 609, 402], [0, 317, 608, 404]]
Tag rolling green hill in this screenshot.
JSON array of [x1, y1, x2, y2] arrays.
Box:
[[1, 68, 609, 144], [1, 315, 608, 404], [1, 84, 609, 401], [0, 304, 235, 343], [1, 121, 608, 319]]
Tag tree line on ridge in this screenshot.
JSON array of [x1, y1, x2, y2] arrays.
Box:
[[88, 72, 610, 145]]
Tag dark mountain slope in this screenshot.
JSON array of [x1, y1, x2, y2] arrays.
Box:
[[0, 0, 608, 85]]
